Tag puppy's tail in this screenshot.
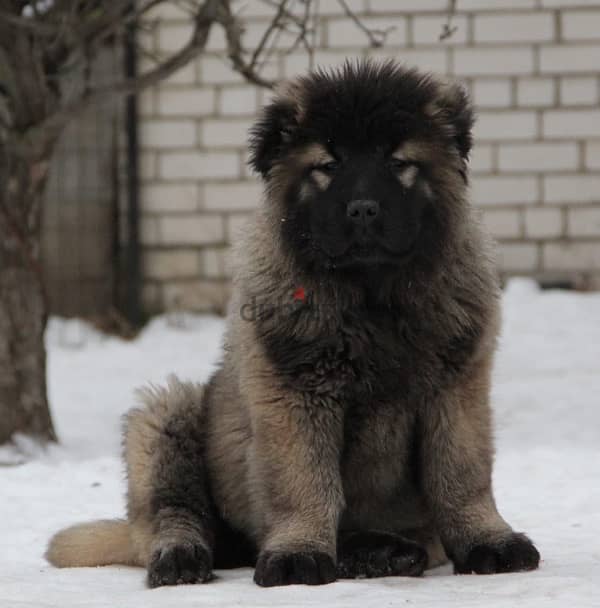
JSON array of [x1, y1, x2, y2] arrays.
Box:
[[46, 519, 140, 568]]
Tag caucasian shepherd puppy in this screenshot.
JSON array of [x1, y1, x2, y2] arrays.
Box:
[[47, 61, 540, 587]]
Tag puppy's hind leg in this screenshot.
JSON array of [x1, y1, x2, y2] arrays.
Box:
[[125, 376, 216, 587]]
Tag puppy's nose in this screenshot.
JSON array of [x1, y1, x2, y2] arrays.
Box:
[[346, 199, 380, 225]]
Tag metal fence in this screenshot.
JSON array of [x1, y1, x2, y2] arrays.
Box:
[[41, 44, 137, 324]]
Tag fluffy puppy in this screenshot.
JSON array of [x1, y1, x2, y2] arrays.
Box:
[[47, 60, 540, 587]]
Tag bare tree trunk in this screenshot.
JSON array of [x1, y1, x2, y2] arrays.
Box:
[[0, 140, 57, 444]]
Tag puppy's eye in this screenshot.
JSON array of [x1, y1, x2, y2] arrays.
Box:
[[389, 158, 412, 172], [313, 161, 339, 174]]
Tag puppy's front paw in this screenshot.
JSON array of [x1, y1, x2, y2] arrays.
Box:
[[147, 542, 213, 588], [254, 550, 336, 587], [455, 533, 540, 575]]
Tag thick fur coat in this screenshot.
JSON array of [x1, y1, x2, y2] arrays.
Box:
[[47, 61, 540, 587]]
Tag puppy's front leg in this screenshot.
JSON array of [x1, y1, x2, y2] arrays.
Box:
[[247, 373, 344, 586], [420, 355, 540, 575]]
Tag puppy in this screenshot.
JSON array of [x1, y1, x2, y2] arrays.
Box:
[[47, 60, 540, 587]]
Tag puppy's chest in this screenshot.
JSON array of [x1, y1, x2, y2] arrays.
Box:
[[341, 400, 418, 502], [263, 314, 444, 399]]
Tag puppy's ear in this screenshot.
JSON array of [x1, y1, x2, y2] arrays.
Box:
[[248, 99, 298, 179], [429, 81, 474, 161]]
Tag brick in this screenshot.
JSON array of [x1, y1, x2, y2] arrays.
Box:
[[202, 247, 227, 278], [310, 0, 365, 15], [137, 28, 155, 55], [142, 184, 200, 213], [203, 181, 262, 211], [219, 86, 258, 116], [227, 213, 252, 241], [222, 248, 233, 277], [472, 175, 538, 206], [568, 208, 600, 236], [585, 142, 600, 169], [242, 20, 299, 50], [497, 243, 539, 271], [453, 47, 534, 76], [543, 110, 600, 138], [497, 143, 579, 172], [283, 52, 312, 78], [141, 283, 162, 314], [163, 63, 197, 86], [562, 10, 600, 40], [469, 144, 494, 173], [157, 22, 194, 53], [162, 279, 230, 313], [160, 214, 224, 245], [542, 0, 600, 5], [139, 90, 155, 117], [474, 13, 554, 43], [412, 15, 468, 45], [140, 216, 160, 246], [157, 88, 215, 116], [474, 112, 538, 141], [524, 208, 563, 238], [144, 250, 200, 280], [540, 45, 600, 74], [200, 57, 245, 85], [472, 79, 512, 108], [313, 50, 357, 70], [159, 151, 240, 179], [458, 0, 537, 8], [368, 0, 449, 11], [543, 243, 600, 271], [140, 120, 196, 149], [543, 175, 600, 204], [146, 3, 190, 19], [231, 0, 280, 18], [559, 77, 599, 106], [202, 119, 253, 147], [516, 78, 555, 107], [327, 16, 407, 48], [481, 209, 521, 238], [206, 24, 227, 52], [140, 152, 157, 180], [369, 49, 448, 74]]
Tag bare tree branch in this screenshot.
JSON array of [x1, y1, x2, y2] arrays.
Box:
[[0, 8, 58, 35], [336, 0, 395, 48], [439, 0, 458, 41], [217, 1, 277, 89], [25, 0, 222, 142]]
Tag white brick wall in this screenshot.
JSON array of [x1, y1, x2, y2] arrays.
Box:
[[473, 13, 554, 43], [138, 2, 600, 311]]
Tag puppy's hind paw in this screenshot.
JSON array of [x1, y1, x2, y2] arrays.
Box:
[[337, 531, 427, 579]]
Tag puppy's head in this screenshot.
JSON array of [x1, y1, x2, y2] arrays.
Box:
[[249, 60, 474, 277]]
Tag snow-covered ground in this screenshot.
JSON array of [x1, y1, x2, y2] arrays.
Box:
[[1, 279, 599, 607]]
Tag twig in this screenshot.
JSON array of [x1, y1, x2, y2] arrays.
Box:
[[439, 0, 458, 41], [26, 0, 223, 141], [218, 1, 277, 89], [336, 0, 395, 48]]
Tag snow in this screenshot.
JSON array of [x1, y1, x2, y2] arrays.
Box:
[[1, 279, 599, 607]]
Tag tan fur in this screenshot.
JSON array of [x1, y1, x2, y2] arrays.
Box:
[[46, 520, 135, 568], [295, 142, 335, 167], [398, 164, 419, 188], [238, 345, 345, 556], [311, 169, 333, 190]]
